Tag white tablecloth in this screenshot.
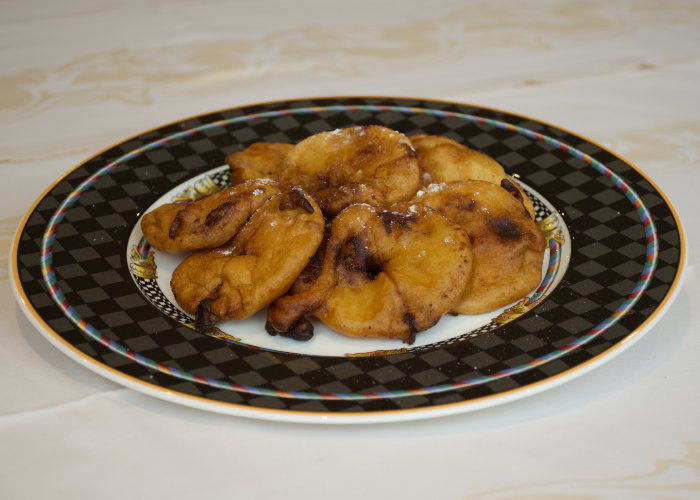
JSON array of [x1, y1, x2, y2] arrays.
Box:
[[2, 1, 699, 498]]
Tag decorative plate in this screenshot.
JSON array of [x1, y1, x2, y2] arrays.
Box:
[[10, 97, 685, 424]]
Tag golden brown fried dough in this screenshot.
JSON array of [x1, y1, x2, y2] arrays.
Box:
[[140, 179, 280, 253], [266, 202, 472, 344], [279, 125, 421, 216], [225, 142, 294, 184], [170, 187, 324, 329], [410, 134, 506, 184], [415, 180, 546, 314], [410, 134, 535, 218]]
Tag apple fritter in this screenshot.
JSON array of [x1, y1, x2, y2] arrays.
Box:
[[170, 187, 324, 329], [266, 202, 472, 344], [410, 134, 535, 218], [414, 180, 546, 315], [140, 179, 280, 253], [279, 125, 421, 217], [225, 142, 294, 184]]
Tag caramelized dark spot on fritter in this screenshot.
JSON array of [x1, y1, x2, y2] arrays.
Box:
[[457, 199, 476, 211], [194, 298, 219, 331], [296, 254, 323, 289], [403, 312, 418, 345], [265, 316, 314, 341], [500, 178, 523, 202], [345, 236, 366, 269], [168, 206, 188, 238], [488, 216, 522, 240], [500, 178, 532, 218], [205, 200, 235, 227], [279, 186, 315, 213], [377, 210, 415, 234], [339, 236, 382, 281], [445, 192, 476, 212]]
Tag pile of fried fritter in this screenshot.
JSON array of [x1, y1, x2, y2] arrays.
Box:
[[140, 125, 546, 344]]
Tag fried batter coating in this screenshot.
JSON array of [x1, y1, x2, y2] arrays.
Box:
[[170, 187, 324, 329], [140, 179, 280, 253], [225, 142, 294, 184], [410, 134, 535, 218], [266, 202, 472, 344], [279, 125, 421, 216], [414, 180, 546, 315]]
